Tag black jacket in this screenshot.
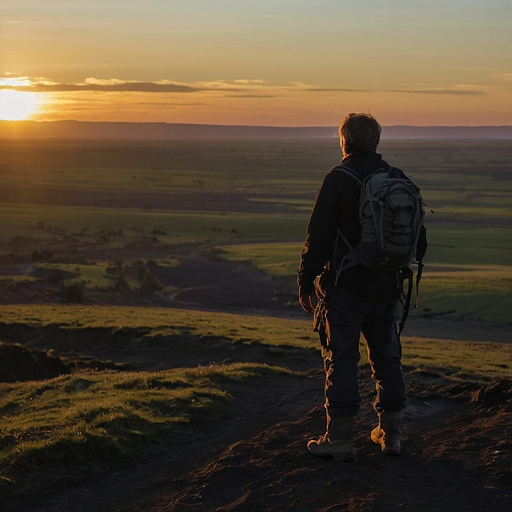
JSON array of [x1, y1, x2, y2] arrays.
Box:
[[297, 151, 427, 301]]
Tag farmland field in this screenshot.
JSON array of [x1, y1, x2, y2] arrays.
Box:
[[1, 137, 510, 322]]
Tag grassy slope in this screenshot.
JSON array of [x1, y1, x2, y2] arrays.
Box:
[[1, 303, 511, 494], [1, 304, 510, 381], [0, 362, 293, 492]]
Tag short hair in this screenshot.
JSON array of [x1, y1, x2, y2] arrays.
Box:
[[339, 113, 381, 156]]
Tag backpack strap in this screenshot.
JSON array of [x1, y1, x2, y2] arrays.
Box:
[[330, 162, 367, 285], [414, 261, 424, 309], [331, 162, 366, 184], [399, 267, 414, 334], [399, 261, 424, 334]]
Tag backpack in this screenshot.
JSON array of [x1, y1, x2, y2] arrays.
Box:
[[333, 162, 425, 332]]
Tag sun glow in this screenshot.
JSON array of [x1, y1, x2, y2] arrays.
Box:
[[0, 89, 41, 120]]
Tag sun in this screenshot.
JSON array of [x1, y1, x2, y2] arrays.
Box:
[[0, 89, 41, 121]]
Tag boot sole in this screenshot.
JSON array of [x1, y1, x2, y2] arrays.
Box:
[[333, 453, 355, 462], [307, 442, 355, 462]]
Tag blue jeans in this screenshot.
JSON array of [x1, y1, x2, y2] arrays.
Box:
[[317, 287, 406, 418]]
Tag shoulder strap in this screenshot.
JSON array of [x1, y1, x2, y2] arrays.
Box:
[[331, 162, 366, 184], [329, 162, 366, 286]]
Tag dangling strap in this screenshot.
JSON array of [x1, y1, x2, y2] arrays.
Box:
[[414, 261, 424, 309], [333, 229, 358, 286], [399, 261, 424, 334], [399, 267, 414, 334]]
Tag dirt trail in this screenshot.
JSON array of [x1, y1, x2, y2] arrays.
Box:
[[15, 363, 512, 512]]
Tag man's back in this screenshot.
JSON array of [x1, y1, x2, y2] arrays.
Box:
[[298, 151, 399, 303]]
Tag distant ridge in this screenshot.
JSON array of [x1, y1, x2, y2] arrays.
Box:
[[383, 125, 512, 140], [0, 121, 336, 140], [1, 120, 512, 140]]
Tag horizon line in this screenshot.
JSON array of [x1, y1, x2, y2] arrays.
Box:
[[2, 120, 512, 128]]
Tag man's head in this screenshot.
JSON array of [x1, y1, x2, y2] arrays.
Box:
[[339, 113, 381, 157]]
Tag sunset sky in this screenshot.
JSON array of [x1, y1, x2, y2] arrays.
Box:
[[1, 0, 511, 126]]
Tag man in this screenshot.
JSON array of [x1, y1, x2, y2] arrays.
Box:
[[298, 113, 427, 461]]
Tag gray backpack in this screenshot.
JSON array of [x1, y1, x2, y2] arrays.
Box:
[[333, 163, 424, 278], [333, 163, 425, 331]]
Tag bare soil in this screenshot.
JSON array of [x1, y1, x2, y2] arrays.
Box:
[[1, 251, 512, 511]]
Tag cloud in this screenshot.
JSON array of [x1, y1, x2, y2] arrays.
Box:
[[0, 75, 488, 99], [0, 76, 357, 95], [387, 88, 486, 96], [0, 75, 34, 87], [491, 72, 512, 82], [304, 88, 365, 93], [232, 79, 268, 85], [287, 84, 485, 96], [14, 82, 197, 93], [224, 95, 278, 98], [0, 76, 276, 94], [138, 101, 205, 106], [0, 76, 198, 93]]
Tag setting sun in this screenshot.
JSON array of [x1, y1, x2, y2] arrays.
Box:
[[0, 90, 41, 121]]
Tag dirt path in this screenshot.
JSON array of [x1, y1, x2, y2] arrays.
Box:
[[17, 364, 511, 512]]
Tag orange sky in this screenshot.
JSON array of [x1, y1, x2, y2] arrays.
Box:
[[1, 1, 512, 126]]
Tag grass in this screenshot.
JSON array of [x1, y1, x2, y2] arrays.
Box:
[[0, 302, 510, 498], [0, 304, 319, 349], [36, 262, 114, 288], [219, 241, 303, 277], [418, 264, 512, 322], [0, 304, 510, 382], [0, 363, 293, 491], [0, 202, 307, 247], [0, 276, 41, 284], [424, 224, 512, 267], [401, 338, 512, 382]]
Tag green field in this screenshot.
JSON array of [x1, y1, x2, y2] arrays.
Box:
[[1, 138, 511, 321]]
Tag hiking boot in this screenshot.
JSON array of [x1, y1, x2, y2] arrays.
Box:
[[307, 414, 355, 462], [371, 409, 405, 455]]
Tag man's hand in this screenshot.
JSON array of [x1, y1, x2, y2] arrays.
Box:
[[299, 292, 317, 314]]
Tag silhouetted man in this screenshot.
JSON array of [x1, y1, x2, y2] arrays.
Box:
[[298, 113, 427, 460]]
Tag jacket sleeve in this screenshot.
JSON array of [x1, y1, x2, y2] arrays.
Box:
[[297, 173, 339, 296]]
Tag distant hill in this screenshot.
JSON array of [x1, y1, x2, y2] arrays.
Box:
[[383, 125, 512, 140], [0, 121, 336, 140], [1, 120, 512, 140]]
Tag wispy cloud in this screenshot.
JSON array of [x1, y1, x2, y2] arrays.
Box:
[[387, 88, 486, 96], [1, 78, 198, 93], [224, 95, 278, 98], [492, 72, 512, 82], [0, 76, 315, 96], [305, 88, 365, 93], [0, 75, 489, 97]]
